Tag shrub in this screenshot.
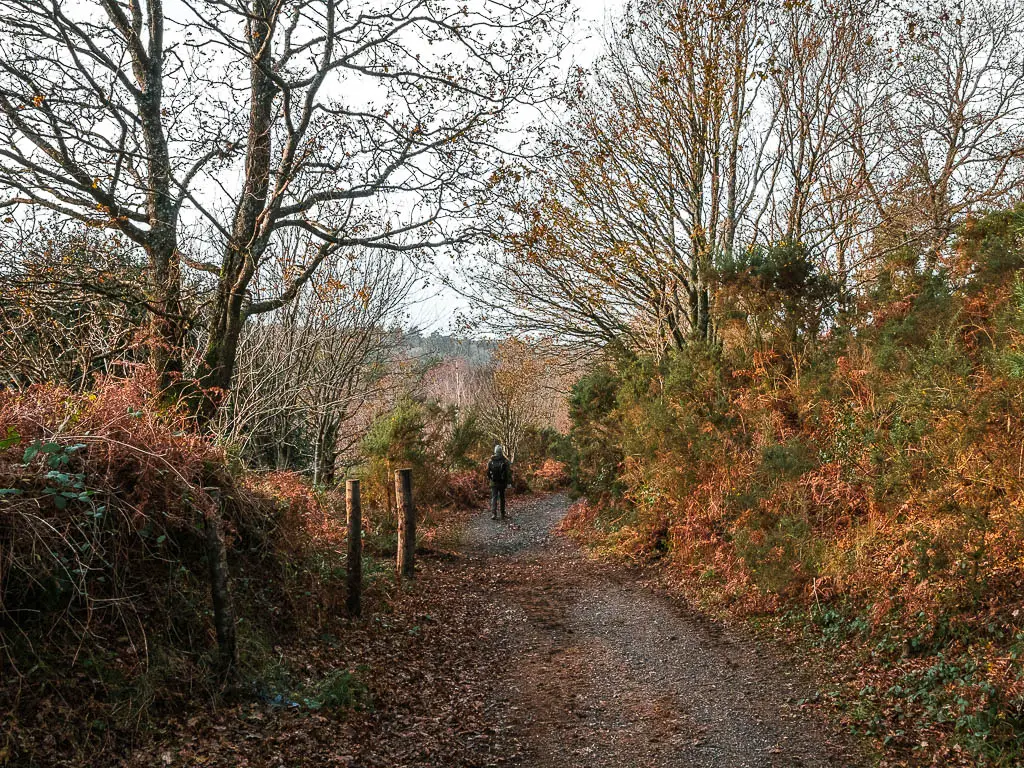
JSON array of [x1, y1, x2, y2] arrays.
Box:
[[530, 458, 570, 491], [0, 372, 355, 764], [559, 207, 1024, 762]]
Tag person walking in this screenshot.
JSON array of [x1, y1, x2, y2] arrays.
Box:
[[487, 445, 512, 520]]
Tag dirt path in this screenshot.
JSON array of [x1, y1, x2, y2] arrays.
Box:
[[132, 493, 862, 768], [466, 493, 862, 768]]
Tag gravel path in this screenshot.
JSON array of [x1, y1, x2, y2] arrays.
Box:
[[124, 493, 863, 768], [467, 493, 863, 768]]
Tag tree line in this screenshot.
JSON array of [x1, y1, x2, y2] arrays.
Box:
[[473, 0, 1024, 358]]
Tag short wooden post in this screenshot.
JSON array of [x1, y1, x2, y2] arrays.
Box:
[[346, 479, 362, 617], [395, 468, 415, 579], [203, 488, 237, 678]]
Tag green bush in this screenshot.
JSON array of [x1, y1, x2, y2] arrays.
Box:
[[759, 440, 814, 481], [567, 365, 624, 498]]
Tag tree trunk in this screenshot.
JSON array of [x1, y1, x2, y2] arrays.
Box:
[[197, 264, 247, 422], [194, 0, 279, 425], [146, 235, 185, 395], [136, 27, 186, 397], [314, 417, 339, 486], [697, 284, 711, 342]]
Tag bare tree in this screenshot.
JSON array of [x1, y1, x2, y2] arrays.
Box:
[[478, 338, 568, 463], [424, 356, 479, 409], [0, 0, 206, 390], [221, 238, 413, 483], [471, 0, 777, 355], [885, 0, 1024, 270], [0, 0, 569, 415], [766, 0, 882, 275], [178, 0, 569, 420]]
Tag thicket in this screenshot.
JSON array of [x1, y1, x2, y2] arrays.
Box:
[[561, 210, 1024, 765], [0, 357, 567, 764], [0, 373, 353, 762]]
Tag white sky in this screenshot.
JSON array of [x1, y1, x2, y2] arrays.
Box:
[[405, 0, 625, 335]]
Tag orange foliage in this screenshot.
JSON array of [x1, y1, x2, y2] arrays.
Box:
[[0, 370, 351, 660], [245, 471, 347, 551], [529, 458, 569, 490]]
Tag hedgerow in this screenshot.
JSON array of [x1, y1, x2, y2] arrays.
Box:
[[0, 372, 353, 762], [560, 208, 1024, 765]]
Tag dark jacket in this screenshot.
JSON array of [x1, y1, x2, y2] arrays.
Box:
[[487, 455, 512, 489]]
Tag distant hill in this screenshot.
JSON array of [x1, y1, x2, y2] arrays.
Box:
[[401, 329, 495, 366]]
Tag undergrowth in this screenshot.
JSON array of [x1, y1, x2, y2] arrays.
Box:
[[559, 209, 1024, 766], [0, 372, 506, 765]]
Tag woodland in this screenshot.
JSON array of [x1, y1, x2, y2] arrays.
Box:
[[3, 0, 1024, 766]]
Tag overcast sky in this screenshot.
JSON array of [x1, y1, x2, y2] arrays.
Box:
[[405, 0, 625, 335]]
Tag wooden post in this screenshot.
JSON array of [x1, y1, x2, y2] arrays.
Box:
[[204, 488, 237, 678], [395, 468, 415, 579], [346, 479, 362, 617]]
